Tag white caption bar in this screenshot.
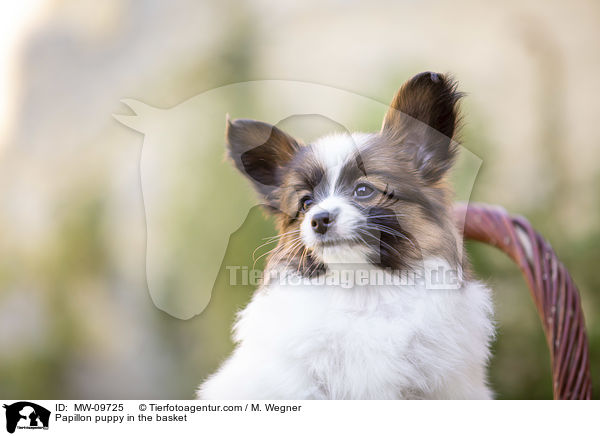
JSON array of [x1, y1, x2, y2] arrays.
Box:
[[1, 400, 596, 436]]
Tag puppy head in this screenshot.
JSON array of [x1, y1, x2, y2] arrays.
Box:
[[226, 72, 463, 275]]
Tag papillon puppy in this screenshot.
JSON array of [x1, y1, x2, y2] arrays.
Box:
[[198, 72, 494, 399]]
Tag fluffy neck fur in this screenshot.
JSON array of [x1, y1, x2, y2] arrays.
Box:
[[198, 258, 494, 399]]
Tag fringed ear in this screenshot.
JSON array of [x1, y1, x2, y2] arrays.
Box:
[[381, 72, 464, 184], [226, 117, 300, 210]]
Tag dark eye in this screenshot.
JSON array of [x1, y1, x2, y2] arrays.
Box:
[[300, 196, 313, 211], [354, 183, 375, 199]]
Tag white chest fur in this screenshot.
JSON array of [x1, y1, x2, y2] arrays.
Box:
[[198, 263, 494, 400]]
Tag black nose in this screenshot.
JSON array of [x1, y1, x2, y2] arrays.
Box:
[[311, 211, 334, 235]]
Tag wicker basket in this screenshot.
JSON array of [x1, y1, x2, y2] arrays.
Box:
[[455, 202, 592, 399]]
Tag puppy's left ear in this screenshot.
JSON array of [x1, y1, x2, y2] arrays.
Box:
[[226, 117, 300, 210], [382, 72, 463, 183]]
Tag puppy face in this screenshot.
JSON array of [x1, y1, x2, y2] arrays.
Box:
[[226, 72, 463, 276]]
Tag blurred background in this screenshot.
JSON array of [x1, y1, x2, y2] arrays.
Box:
[[0, 0, 598, 399]]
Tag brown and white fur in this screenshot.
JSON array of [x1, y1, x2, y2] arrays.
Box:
[[197, 72, 494, 399]]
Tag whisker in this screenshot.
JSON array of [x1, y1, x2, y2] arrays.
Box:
[[363, 223, 405, 237], [281, 240, 306, 272], [253, 232, 302, 260], [361, 224, 418, 251], [253, 247, 279, 269], [366, 214, 405, 219], [252, 239, 279, 261], [358, 228, 405, 259], [297, 246, 309, 274], [262, 229, 301, 242], [268, 238, 304, 269], [253, 236, 303, 268], [290, 244, 306, 270]]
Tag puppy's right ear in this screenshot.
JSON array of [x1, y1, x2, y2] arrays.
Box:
[[226, 117, 300, 209], [381, 72, 463, 184]]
